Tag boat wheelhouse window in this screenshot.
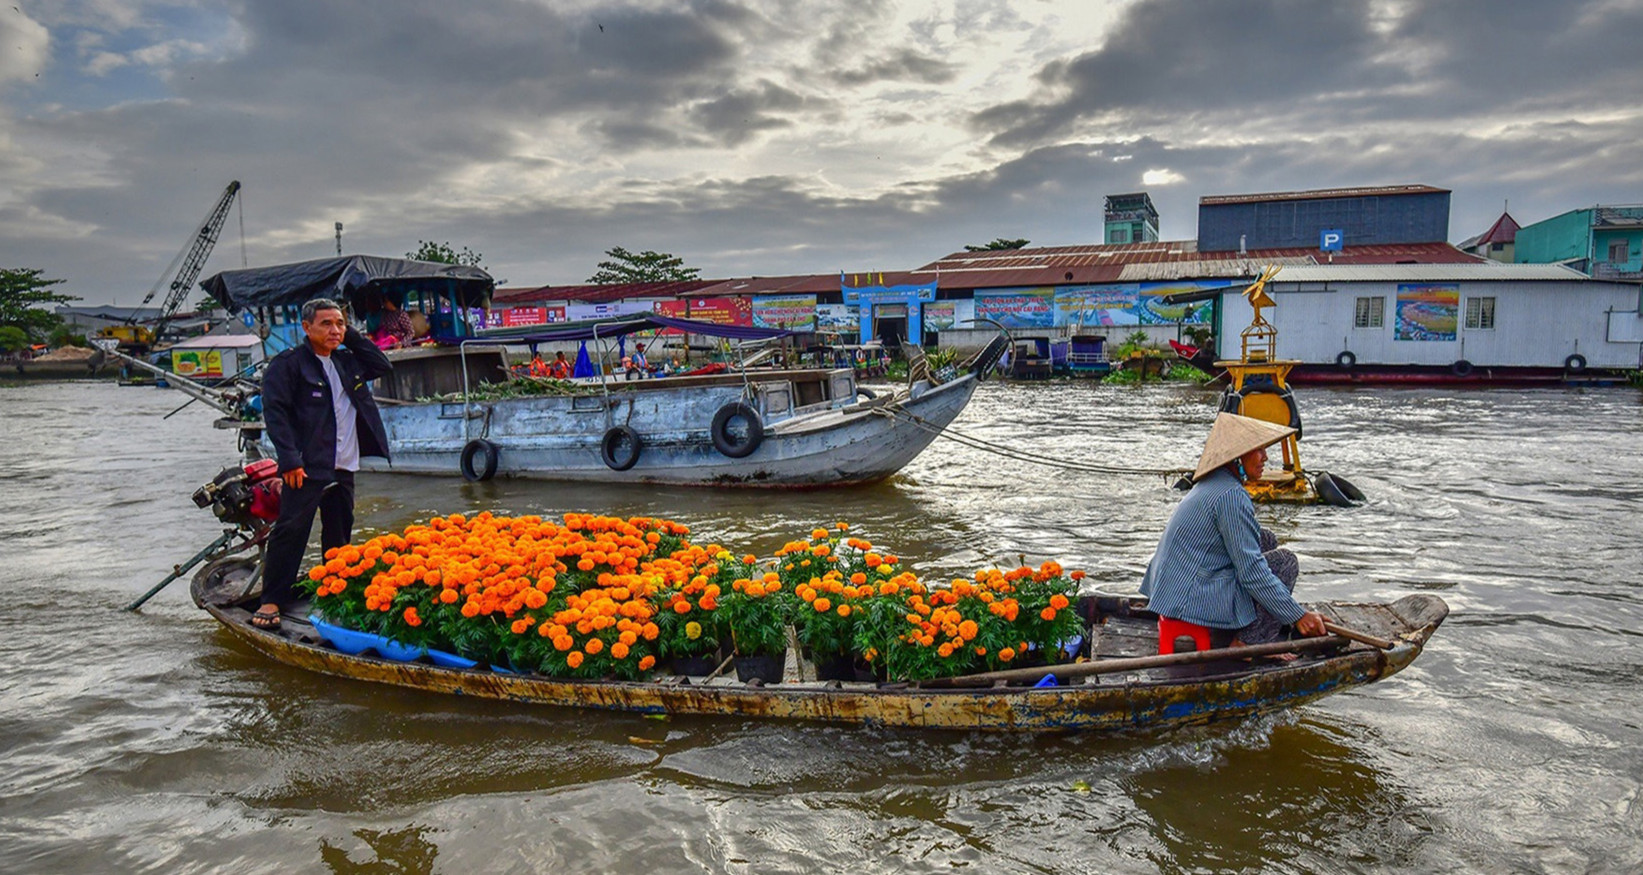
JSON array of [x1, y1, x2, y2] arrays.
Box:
[[1465, 296, 1496, 330], [1353, 296, 1384, 329]]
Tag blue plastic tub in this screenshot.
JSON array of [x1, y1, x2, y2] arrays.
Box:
[[427, 649, 478, 669], [308, 614, 424, 662]]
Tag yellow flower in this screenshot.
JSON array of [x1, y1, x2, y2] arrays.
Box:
[[685, 621, 702, 640]]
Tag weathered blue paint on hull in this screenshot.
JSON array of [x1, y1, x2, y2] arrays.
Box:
[[366, 372, 980, 486]]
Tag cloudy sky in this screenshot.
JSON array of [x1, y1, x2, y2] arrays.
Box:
[[2, 0, 1641, 305]]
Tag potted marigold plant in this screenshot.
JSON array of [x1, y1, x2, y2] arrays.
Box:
[[711, 555, 794, 683], [656, 570, 724, 675]]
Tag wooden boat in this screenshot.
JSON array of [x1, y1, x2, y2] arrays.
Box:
[[193, 557, 1447, 733]]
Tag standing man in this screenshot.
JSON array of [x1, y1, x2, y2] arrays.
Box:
[[1139, 413, 1327, 653], [253, 298, 393, 629]]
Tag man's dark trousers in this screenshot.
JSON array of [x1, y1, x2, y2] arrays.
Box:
[[261, 470, 355, 610]]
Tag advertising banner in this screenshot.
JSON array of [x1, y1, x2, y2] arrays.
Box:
[[566, 300, 654, 323], [815, 304, 858, 334], [1395, 283, 1460, 341], [685, 296, 753, 326], [171, 348, 224, 379], [499, 307, 549, 327], [923, 301, 956, 331], [975, 288, 1055, 328], [752, 294, 817, 331], [1136, 280, 1228, 325], [1054, 285, 1139, 326]]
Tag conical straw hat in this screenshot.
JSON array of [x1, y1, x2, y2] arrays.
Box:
[[1192, 412, 1297, 481]]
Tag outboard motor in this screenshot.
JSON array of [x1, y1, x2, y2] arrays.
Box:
[[191, 458, 283, 526]]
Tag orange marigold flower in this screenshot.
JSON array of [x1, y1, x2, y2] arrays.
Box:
[[638, 655, 656, 670], [999, 647, 1016, 662], [836, 604, 851, 618], [1050, 594, 1070, 610], [308, 566, 326, 581], [611, 642, 630, 660], [566, 651, 584, 668], [813, 598, 832, 613], [1070, 570, 1086, 581], [585, 638, 604, 655], [440, 588, 460, 604], [1040, 607, 1057, 621]]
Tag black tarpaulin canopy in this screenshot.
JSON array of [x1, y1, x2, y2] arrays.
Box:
[[200, 255, 495, 312]]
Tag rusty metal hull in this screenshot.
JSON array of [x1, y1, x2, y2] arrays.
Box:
[[200, 592, 1447, 733]]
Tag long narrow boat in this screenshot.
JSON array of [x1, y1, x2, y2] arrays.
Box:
[[194, 557, 1447, 732]]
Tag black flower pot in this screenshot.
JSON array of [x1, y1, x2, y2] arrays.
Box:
[[669, 654, 718, 676], [814, 653, 856, 682], [734, 652, 785, 684]]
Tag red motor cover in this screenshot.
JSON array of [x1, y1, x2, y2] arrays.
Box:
[[244, 458, 282, 520]]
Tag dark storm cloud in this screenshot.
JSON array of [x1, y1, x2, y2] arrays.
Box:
[[970, 0, 1643, 148], [691, 79, 827, 145], [827, 48, 956, 86]]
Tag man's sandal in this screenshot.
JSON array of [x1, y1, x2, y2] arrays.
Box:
[[250, 606, 282, 630]]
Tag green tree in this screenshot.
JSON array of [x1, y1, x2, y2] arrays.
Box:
[[587, 246, 700, 284], [0, 324, 29, 354], [963, 238, 1030, 252], [0, 268, 77, 340], [407, 241, 485, 268]]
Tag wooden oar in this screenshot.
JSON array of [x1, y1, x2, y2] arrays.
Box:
[[918, 635, 1347, 689], [1323, 622, 1395, 650]]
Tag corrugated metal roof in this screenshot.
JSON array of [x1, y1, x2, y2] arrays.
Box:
[[1270, 263, 1590, 283], [494, 279, 722, 305], [1199, 184, 1448, 206], [1116, 257, 1312, 282]]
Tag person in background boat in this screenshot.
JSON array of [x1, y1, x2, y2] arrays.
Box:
[[625, 343, 649, 380], [549, 350, 571, 379], [1139, 412, 1327, 655], [372, 297, 413, 350], [253, 298, 393, 631], [528, 351, 550, 378]]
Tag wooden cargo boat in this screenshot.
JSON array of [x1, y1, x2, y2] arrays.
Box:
[[193, 557, 1447, 733]]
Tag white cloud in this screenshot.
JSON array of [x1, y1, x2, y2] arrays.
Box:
[[1142, 168, 1183, 185], [0, 7, 50, 83]]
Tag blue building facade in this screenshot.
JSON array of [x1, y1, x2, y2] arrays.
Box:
[[1198, 185, 1451, 252]]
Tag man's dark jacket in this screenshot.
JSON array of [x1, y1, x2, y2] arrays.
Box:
[[261, 327, 393, 478]]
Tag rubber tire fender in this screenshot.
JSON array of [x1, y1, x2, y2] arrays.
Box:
[[711, 402, 765, 458], [1335, 350, 1356, 370], [1220, 385, 1304, 440], [459, 438, 499, 482], [599, 425, 642, 471], [1564, 353, 1587, 372], [1315, 472, 1357, 508], [857, 387, 876, 400], [1451, 359, 1474, 377]]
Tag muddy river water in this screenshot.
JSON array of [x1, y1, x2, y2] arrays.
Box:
[[1, 378, 1639, 873]]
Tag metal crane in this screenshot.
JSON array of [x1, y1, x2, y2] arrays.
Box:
[[102, 180, 241, 349]]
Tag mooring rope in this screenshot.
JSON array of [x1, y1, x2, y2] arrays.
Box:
[[872, 406, 1190, 479]]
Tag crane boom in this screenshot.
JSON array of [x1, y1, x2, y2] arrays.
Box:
[[133, 180, 242, 338]]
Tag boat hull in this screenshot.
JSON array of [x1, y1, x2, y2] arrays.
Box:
[[366, 373, 980, 486], [193, 557, 1446, 733]]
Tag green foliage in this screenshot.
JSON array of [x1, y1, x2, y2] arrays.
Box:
[[47, 326, 88, 348], [0, 268, 76, 340], [0, 325, 30, 354], [407, 240, 485, 268], [194, 295, 222, 314], [964, 238, 1030, 252], [417, 377, 598, 403], [587, 246, 700, 284], [708, 556, 794, 657]]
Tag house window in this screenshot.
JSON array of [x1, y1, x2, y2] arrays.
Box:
[[1465, 296, 1495, 330], [1609, 240, 1630, 263], [1353, 296, 1384, 328]]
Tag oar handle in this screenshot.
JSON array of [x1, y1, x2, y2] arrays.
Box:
[[1324, 622, 1395, 650]]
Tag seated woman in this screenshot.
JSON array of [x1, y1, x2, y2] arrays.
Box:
[[1139, 413, 1327, 654], [372, 297, 414, 349]]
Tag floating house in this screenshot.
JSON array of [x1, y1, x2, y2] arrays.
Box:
[[1214, 263, 1643, 383]]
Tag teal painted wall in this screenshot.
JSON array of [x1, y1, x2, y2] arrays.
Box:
[[1515, 208, 1593, 264], [1594, 229, 1642, 271]]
